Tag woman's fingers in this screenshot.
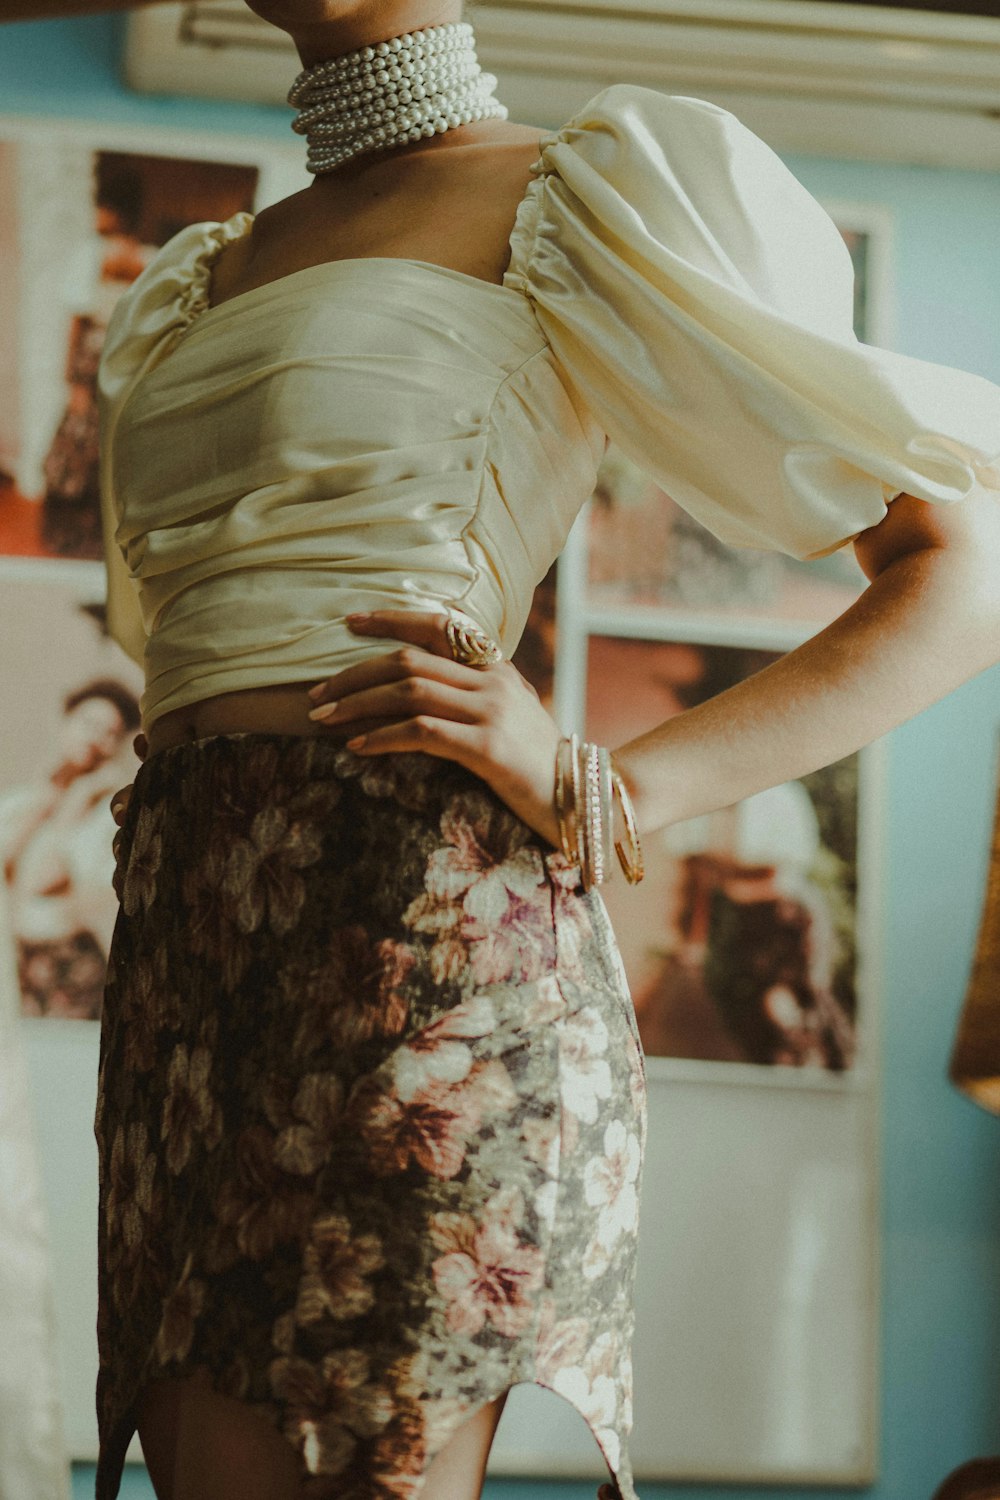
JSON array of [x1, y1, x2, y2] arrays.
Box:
[[305, 610, 506, 705], [341, 715, 489, 769], [305, 609, 459, 702], [109, 736, 145, 827], [338, 708, 565, 855], [293, 612, 563, 849], [306, 642, 474, 708], [110, 784, 133, 825], [308, 676, 483, 729], [111, 774, 139, 893], [346, 609, 454, 656]]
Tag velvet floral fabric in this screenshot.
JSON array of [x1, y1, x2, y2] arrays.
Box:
[[95, 732, 647, 1500]]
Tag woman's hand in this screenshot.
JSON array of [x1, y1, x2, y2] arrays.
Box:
[[306, 609, 563, 850], [109, 732, 147, 887]]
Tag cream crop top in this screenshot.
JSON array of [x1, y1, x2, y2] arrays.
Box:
[[97, 83, 1000, 730]]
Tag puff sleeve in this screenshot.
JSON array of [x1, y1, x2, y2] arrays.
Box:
[[505, 84, 1000, 559], [96, 213, 254, 664]]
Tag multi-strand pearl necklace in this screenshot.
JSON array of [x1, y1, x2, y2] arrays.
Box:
[[287, 20, 509, 175]]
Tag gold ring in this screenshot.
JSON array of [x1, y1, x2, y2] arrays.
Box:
[[445, 615, 503, 669]]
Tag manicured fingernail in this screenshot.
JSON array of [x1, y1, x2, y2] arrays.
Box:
[[346, 612, 371, 624], [308, 702, 338, 721], [306, 682, 325, 700], [346, 734, 366, 749]]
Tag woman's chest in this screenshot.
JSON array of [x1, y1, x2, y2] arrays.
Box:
[[209, 134, 548, 308]]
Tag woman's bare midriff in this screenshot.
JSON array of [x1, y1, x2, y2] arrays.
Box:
[[143, 122, 547, 761], [144, 681, 347, 756]]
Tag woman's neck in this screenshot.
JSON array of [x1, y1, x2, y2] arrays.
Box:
[[267, 1, 467, 68]]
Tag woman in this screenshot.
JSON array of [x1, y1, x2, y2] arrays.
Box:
[[11, 2, 1000, 1498]]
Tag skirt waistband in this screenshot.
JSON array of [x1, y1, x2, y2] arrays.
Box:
[[126, 729, 579, 888]]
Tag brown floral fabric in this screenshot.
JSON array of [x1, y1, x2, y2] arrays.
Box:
[[95, 732, 647, 1500]]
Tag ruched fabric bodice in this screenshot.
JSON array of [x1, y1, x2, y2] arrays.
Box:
[[100, 244, 601, 723], [97, 83, 1000, 731]]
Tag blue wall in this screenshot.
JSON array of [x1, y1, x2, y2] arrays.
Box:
[[4, 14, 1000, 1500]]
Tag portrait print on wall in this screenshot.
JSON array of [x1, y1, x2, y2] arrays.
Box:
[[586, 636, 861, 1073], [0, 566, 144, 1020], [584, 451, 870, 629], [0, 115, 309, 1024], [0, 126, 259, 564]]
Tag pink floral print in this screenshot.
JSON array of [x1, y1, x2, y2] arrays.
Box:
[[403, 793, 557, 984], [96, 735, 646, 1500], [430, 1184, 545, 1337]]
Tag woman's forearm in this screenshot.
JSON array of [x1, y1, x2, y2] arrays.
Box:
[[614, 526, 1000, 837]]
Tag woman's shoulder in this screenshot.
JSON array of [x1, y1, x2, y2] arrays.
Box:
[[522, 81, 849, 333], [536, 81, 825, 237], [537, 82, 763, 167], [96, 213, 254, 408]]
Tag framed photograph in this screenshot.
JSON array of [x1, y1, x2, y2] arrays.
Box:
[[0, 113, 307, 564], [0, 562, 143, 1021], [586, 634, 862, 1074], [0, 117, 303, 1024], [584, 452, 869, 632]]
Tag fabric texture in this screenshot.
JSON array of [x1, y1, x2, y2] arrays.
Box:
[[96, 733, 647, 1500], [96, 83, 1000, 730]]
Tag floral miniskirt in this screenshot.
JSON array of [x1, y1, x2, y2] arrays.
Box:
[[95, 731, 647, 1500]]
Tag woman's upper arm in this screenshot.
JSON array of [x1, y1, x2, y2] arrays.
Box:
[[853, 485, 1000, 582]]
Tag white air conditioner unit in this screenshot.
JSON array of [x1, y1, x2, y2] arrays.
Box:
[[125, 0, 1000, 167]]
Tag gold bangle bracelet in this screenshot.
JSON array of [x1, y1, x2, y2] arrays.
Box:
[[554, 739, 569, 858], [554, 736, 579, 863], [610, 761, 644, 885], [569, 732, 586, 880], [598, 744, 614, 878], [559, 735, 618, 891]]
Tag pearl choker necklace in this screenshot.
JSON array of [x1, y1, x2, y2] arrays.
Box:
[[287, 20, 509, 175]]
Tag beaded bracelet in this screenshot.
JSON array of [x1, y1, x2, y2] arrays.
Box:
[[553, 735, 644, 891], [568, 731, 585, 873]]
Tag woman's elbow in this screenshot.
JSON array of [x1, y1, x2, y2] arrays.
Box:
[[853, 484, 1000, 587], [853, 485, 1000, 665]]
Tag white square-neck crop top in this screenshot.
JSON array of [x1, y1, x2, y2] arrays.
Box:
[[96, 83, 1000, 731]]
